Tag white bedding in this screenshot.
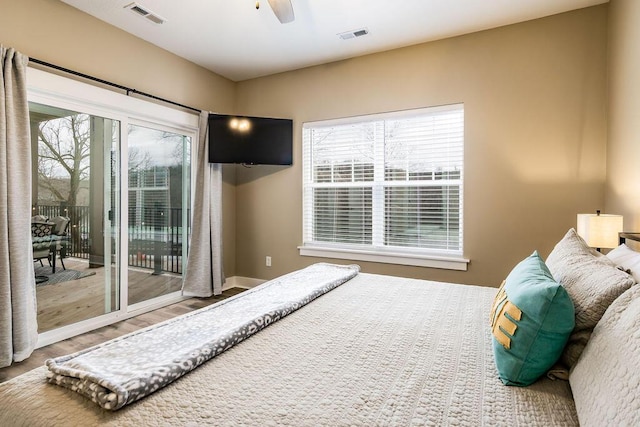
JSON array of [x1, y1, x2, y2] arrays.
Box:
[[0, 273, 578, 426]]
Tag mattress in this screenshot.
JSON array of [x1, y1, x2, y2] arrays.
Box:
[[0, 273, 578, 426]]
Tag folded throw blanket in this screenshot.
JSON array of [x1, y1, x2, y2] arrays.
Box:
[[46, 262, 360, 410]]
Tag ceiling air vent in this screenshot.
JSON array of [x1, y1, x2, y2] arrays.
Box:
[[125, 2, 166, 25], [338, 28, 369, 40]]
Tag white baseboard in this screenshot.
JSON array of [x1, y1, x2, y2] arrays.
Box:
[[223, 276, 266, 290]]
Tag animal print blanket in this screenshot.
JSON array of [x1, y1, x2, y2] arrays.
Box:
[[45, 263, 360, 410]]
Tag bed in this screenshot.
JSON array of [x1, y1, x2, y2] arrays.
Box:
[[0, 230, 638, 426]]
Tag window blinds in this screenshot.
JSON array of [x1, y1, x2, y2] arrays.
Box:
[[303, 104, 464, 256]]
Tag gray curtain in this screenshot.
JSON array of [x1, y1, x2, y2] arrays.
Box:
[[182, 111, 224, 297], [0, 47, 38, 367]]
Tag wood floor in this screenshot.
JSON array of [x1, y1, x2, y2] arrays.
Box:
[[0, 287, 245, 383], [36, 258, 184, 332]]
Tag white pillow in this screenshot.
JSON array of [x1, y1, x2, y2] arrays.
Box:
[[570, 285, 640, 426], [607, 243, 640, 284]]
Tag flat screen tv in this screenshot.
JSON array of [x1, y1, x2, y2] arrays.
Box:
[[208, 113, 293, 165]]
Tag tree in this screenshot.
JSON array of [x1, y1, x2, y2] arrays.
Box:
[[128, 146, 154, 173], [37, 116, 159, 208], [37, 114, 91, 207]]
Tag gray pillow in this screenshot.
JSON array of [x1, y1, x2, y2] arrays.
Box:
[[546, 228, 634, 367], [570, 285, 640, 426]]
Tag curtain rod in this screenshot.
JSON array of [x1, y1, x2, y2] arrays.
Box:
[[29, 57, 201, 113]]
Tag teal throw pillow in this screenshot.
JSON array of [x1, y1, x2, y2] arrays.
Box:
[[490, 251, 575, 386]]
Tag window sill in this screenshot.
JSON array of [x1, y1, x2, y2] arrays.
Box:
[[298, 245, 469, 271]]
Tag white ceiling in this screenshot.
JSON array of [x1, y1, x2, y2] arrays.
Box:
[[61, 0, 608, 82]]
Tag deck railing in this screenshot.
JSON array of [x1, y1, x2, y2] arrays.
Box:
[[33, 205, 189, 274]]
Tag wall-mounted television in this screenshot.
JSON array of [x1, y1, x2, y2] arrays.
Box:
[[208, 113, 293, 165]]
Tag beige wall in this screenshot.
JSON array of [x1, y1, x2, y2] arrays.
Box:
[[234, 6, 609, 286], [0, 0, 238, 276], [1, 2, 613, 286], [606, 0, 640, 234]]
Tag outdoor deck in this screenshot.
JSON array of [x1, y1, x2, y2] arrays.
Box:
[[35, 257, 183, 332]]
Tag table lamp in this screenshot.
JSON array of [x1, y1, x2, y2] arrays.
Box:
[[576, 210, 623, 251]]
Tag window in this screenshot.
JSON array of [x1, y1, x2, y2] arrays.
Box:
[[301, 104, 467, 270]]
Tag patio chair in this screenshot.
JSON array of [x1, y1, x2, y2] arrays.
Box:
[[49, 216, 71, 271], [32, 220, 54, 269]]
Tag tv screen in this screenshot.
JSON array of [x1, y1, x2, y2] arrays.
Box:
[[208, 114, 293, 165]]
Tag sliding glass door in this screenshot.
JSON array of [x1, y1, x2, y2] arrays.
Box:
[[126, 124, 191, 306], [30, 102, 121, 332], [28, 68, 198, 345]]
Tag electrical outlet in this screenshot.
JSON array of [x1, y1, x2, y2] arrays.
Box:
[[266, 256, 272, 267]]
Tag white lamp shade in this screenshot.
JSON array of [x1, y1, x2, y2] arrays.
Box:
[[576, 213, 624, 249]]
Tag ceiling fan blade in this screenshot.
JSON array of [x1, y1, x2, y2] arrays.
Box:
[[267, 0, 295, 24]]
